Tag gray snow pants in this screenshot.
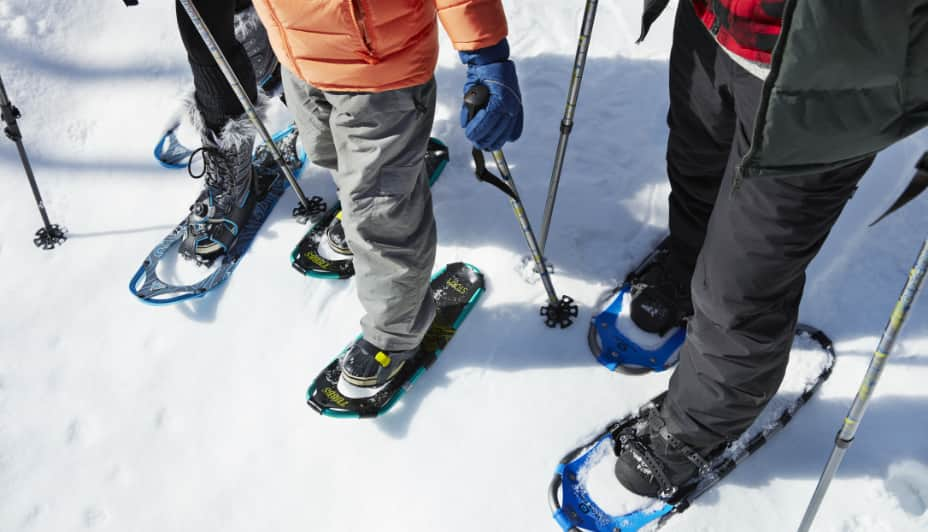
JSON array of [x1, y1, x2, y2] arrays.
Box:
[[660, 0, 875, 450], [283, 69, 437, 351]]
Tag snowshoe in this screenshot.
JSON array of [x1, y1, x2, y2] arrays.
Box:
[[306, 262, 484, 418], [549, 324, 835, 532], [130, 123, 309, 305]]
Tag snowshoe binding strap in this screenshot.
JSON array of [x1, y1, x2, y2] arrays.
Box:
[[647, 410, 712, 477], [617, 430, 678, 500]]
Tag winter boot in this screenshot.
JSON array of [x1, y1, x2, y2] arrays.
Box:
[[613, 408, 712, 499], [628, 243, 693, 336], [325, 213, 352, 256], [234, 5, 280, 91], [337, 338, 421, 398], [181, 114, 261, 263]]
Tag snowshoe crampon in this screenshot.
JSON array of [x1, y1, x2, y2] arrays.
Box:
[[550, 324, 835, 532], [290, 137, 449, 279], [306, 262, 484, 418], [130, 124, 306, 305]]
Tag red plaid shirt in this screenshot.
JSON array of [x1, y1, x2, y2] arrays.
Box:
[[691, 0, 785, 64]]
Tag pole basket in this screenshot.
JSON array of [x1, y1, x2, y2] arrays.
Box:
[[541, 295, 579, 328], [34, 224, 67, 250], [291, 196, 327, 224]]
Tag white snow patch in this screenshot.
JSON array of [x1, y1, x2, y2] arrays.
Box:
[[1, 1, 927, 531], [581, 439, 657, 517]]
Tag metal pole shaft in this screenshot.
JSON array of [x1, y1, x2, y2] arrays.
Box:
[[539, 0, 598, 254], [0, 73, 54, 231], [492, 150, 561, 306], [798, 238, 928, 532], [177, 0, 312, 210]]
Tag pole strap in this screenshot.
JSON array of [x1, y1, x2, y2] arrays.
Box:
[[470, 147, 518, 200]]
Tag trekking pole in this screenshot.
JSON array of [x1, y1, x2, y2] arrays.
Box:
[[538, 0, 598, 255], [797, 237, 928, 532], [0, 73, 67, 250], [464, 85, 578, 328], [176, 0, 325, 222]]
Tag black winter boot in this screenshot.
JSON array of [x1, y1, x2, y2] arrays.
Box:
[[325, 214, 352, 256], [613, 408, 712, 499], [628, 243, 693, 335], [337, 338, 421, 398]]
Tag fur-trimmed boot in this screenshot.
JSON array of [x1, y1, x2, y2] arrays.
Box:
[[181, 111, 262, 263]]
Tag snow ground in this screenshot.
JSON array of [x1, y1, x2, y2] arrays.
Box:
[[1, 1, 926, 531]]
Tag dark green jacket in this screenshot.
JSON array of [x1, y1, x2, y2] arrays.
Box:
[[642, 0, 928, 178]]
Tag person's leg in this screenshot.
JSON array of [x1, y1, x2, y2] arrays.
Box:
[[628, 0, 738, 336], [175, 0, 257, 132], [660, 56, 875, 452], [664, 0, 738, 279], [325, 80, 438, 352], [280, 68, 337, 171], [617, 3, 874, 498], [175, 1, 266, 260]]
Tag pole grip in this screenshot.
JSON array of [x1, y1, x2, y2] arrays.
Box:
[[463, 84, 490, 123]]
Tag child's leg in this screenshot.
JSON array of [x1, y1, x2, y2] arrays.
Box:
[[326, 80, 438, 351], [280, 69, 337, 170]]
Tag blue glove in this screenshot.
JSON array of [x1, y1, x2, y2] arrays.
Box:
[[459, 39, 523, 151]]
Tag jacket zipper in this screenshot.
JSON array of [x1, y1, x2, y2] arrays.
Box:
[[734, 0, 796, 191], [709, 0, 723, 35], [349, 0, 376, 61]]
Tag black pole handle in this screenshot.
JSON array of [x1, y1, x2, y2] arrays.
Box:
[[464, 84, 490, 123]]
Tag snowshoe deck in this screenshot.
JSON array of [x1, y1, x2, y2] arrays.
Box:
[[130, 124, 307, 305], [290, 137, 449, 279], [549, 324, 835, 532], [306, 262, 484, 418]]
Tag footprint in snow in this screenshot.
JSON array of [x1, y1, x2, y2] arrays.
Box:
[[886, 460, 928, 516]]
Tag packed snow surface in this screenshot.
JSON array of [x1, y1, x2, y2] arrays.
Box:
[[1, 1, 927, 531]]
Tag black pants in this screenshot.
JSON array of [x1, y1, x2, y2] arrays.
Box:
[[175, 0, 257, 132], [660, 1, 874, 450]]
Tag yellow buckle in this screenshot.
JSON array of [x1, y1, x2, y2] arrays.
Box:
[[374, 351, 391, 368]]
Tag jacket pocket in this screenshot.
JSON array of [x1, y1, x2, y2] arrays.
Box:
[[349, 0, 377, 60], [353, 160, 423, 203]]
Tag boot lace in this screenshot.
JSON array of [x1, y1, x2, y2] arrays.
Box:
[[188, 146, 236, 216]]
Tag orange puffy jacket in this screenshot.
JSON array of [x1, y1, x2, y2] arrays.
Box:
[[252, 0, 508, 92]]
